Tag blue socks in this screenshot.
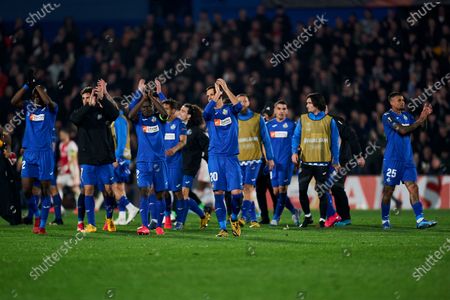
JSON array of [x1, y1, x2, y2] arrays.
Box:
[[118, 195, 129, 212], [188, 198, 205, 218], [412, 201, 424, 223], [273, 192, 287, 221], [381, 202, 390, 222], [180, 200, 189, 224], [27, 195, 39, 218], [326, 193, 336, 217], [241, 200, 252, 221], [85, 195, 96, 226], [176, 199, 184, 223], [139, 196, 149, 227], [157, 199, 164, 227], [39, 195, 51, 228], [149, 194, 159, 222], [230, 193, 243, 221], [77, 194, 85, 222], [164, 195, 172, 217], [214, 194, 227, 230], [52, 193, 62, 220], [104, 196, 115, 219]]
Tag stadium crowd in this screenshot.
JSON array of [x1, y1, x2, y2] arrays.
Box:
[[0, 5, 449, 175]]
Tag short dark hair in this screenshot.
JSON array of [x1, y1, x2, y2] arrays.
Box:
[[237, 93, 248, 99], [60, 127, 70, 134], [162, 99, 178, 110], [205, 85, 215, 93], [80, 86, 92, 96], [306, 93, 326, 111], [274, 99, 288, 107], [388, 92, 402, 102]]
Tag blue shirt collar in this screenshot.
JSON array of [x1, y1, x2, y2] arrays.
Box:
[[308, 111, 325, 120]]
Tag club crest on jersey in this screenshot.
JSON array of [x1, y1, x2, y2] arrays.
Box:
[[151, 116, 157, 123], [403, 115, 408, 120], [214, 117, 232, 127], [222, 108, 228, 115], [170, 124, 176, 130], [283, 123, 288, 128], [97, 114, 103, 120], [29, 114, 45, 121], [186, 129, 192, 135], [142, 125, 159, 133]]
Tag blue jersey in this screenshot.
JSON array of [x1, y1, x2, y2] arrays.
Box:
[[382, 110, 415, 163], [134, 113, 166, 163], [164, 117, 187, 166], [267, 118, 296, 167], [203, 101, 242, 156], [22, 101, 58, 151]]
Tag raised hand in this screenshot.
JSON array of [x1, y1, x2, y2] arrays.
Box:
[[216, 78, 228, 90], [155, 79, 162, 94], [89, 89, 97, 106], [419, 103, 432, 121], [213, 83, 222, 101], [138, 79, 146, 94], [26, 69, 36, 88], [96, 80, 104, 100]]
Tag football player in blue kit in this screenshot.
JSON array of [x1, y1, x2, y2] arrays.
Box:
[[237, 94, 274, 228], [128, 79, 169, 236], [155, 80, 187, 230], [11, 75, 58, 234], [381, 92, 437, 230], [203, 79, 244, 237], [266, 100, 300, 226]]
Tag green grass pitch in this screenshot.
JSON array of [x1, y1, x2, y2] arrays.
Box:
[[0, 210, 449, 300]]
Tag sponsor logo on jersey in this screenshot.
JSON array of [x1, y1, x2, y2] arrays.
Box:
[[142, 125, 159, 133], [270, 131, 288, 138], [214, 117, 232, 127], [29, 114, 45, 121], [164, 133, 176, 140]]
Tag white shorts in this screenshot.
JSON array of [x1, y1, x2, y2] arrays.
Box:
[[57, 173, 74, 187], [196, 159, 210, 183]]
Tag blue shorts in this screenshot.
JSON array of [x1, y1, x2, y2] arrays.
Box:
[[270, 163, 294, 187], [208, 155, 243, 191], [383, 160, 417, 186], [113, 160, 131, 184], [182, 175, 194, 189], [21, 149, 55, 181], [80, 164, 114, 187], [240, 161, 262, 186], [136, 160, 168, 192], [167, 165, 183, 191]]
